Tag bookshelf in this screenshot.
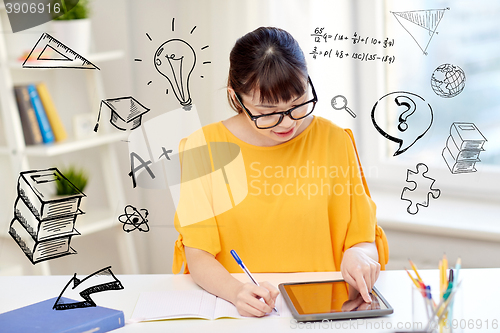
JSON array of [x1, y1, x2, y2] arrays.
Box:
[[25, 132, 127, 156], [0, 131, 128, 156], [0, 13, 139, 275]]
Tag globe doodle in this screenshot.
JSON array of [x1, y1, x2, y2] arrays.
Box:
[[431, 64, 466, 98]]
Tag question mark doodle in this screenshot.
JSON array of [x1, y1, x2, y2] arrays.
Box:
[[395, 96, 416, 132], [371, 91, 433, 156]]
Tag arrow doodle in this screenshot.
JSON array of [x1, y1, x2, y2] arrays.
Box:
[[53, 266, 124, 310]]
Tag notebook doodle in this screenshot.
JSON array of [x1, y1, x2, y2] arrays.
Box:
[[401, 163, 441, 215], [53, 266, 124, 310]]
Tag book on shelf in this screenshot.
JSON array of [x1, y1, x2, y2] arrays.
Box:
[[26, 84, 55, 144], [13, 86, 43, 145], [36, 82, 67, 142], [0, 297, 124, 333]]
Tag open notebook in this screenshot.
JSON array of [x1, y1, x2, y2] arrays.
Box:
[[130, 290, 292, 321]]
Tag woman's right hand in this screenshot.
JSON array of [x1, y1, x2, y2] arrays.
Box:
[[232, 281, 279, 317]]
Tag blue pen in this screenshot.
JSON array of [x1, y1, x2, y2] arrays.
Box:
[[230, 249, 279, 315]]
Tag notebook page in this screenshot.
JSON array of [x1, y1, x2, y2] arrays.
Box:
[[131, 290, 216, 321], [213, 297, 245, 319], [213, 293, 293, 319], [199, 290, 219, 319]]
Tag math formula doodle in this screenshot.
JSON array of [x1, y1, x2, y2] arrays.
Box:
[[309, 28, 396, 64]]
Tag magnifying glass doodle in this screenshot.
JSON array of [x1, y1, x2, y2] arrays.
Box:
[[331, 95, 356, 118]]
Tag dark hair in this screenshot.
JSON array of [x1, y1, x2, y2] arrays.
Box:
[[227, 27, 308, 113]]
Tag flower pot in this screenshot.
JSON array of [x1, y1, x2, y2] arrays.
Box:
[[51, 18, 92, 55]]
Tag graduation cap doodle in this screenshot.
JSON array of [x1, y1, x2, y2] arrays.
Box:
[[94, 96, 150, 132]]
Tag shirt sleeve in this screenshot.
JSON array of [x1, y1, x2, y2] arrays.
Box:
[[172, 133, 222, 274], [173, 213, 221, 274], [339, 129, 389, 270]]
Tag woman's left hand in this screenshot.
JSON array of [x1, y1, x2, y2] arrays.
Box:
[[340, 244, 380, 303]]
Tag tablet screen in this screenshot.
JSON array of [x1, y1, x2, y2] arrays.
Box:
[[283, 281, 388, 315]]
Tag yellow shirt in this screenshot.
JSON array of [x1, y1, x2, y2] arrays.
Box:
[[173, 116, 388, 274]]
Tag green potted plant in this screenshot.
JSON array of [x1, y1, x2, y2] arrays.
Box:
[[54, 166, 88, 213], [54, 165, 88, 214], [55, 166, 88, 196], [51, 0, 92, 54]]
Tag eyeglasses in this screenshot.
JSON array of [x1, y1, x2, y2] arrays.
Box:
[[234, 76, 318, 129]]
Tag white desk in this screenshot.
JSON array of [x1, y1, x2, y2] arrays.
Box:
[[0, 269, 498, 332]]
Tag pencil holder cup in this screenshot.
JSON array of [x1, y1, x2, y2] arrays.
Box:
[[411, 283, 463, 333]]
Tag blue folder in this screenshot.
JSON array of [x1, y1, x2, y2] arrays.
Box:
[[0, 297, 124, 333]]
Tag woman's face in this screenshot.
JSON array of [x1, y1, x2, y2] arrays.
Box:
[[237, 85, 311, 145]]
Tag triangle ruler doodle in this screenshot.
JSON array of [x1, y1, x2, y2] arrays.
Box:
[[391, 8, 449, 55], [38, 44, 72, 61], [22, 33, 99, 69]]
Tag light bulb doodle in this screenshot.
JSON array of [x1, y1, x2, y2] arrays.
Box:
[[154, 39, 196, 109], [133, 18, 211, 110]]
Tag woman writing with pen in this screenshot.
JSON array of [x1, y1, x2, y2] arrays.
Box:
[[172, 27, 389, 317]]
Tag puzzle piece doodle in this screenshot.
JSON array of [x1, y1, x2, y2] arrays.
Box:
[[401, 163, 441, 214]]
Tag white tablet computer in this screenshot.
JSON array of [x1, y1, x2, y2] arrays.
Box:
[[279, 279, 393, 322]]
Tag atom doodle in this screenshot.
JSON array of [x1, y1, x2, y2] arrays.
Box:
[[118, 205, 150, 233]]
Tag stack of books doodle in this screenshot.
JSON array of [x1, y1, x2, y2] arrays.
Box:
[[9, 168, 85, 264], [442, 122, 487, 174]]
